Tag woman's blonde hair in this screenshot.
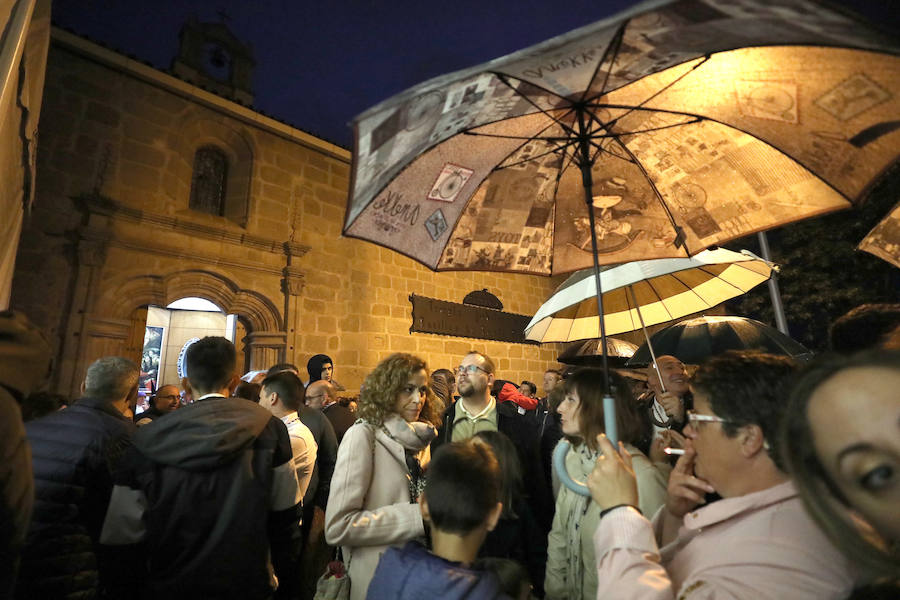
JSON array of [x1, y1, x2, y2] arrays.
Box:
[[781, 350, 900, 581], [358, 353, 444, 427]]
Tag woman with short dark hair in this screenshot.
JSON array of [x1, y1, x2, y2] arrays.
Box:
[[545, 368, 667, 600]]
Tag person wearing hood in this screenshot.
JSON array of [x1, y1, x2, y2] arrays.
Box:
[[19, 355, 137, 600], [307, 353, 346, 391], [100, 336, 302, 600], [325, 353, 445, 600]]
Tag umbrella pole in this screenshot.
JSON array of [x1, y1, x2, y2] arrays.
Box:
[[756, 232, 789, 335], [627, 285, 666, 394], [576, 106, 617, 446]]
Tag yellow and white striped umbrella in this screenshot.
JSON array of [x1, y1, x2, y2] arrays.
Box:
[[526, 248, 773, 343]]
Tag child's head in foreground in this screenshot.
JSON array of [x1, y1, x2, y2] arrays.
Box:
[[422, 440, 503, 538]]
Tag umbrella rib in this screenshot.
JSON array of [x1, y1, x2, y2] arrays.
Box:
[[694, 264, 752, 295], [607, 136, 689, 251], [495, 138, 580, 171], [493, 73, 578, 135], [587, 55, 711, 122], [588, 139, 633, 164], [668, 269, 718, 307], [644, 277, 676, 322], [580, 20, 629, 102]]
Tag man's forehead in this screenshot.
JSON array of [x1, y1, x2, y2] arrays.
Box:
[[461, 352, 484, 365], [657, 357, 684, 369], [157, 385, 179, 395]]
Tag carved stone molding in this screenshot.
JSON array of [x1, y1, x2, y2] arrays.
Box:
[[282, 266, 305, 296]]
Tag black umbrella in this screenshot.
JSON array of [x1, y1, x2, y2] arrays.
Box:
[[557, 337, 638, 367], [626, 315, 813, 367]]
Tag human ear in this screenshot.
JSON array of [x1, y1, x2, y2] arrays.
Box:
[[740, 424, 766, 458], [181, 377, 192, 399], [419, 495, 431, 523], [485, 502, 503, 532], [227, 374, 241, 395]]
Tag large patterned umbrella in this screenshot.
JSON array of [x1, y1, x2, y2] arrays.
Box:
[[343, 0, 900, 439]]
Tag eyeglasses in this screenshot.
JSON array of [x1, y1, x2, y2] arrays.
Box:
[[686, 410, 730, 426], [456, 364, 489, 376]]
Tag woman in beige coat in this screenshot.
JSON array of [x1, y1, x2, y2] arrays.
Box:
[[545, 368, 668, 600], [324, 353, 444, 600]]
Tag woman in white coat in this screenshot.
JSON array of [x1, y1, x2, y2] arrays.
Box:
[[324, 353, 444, 600]]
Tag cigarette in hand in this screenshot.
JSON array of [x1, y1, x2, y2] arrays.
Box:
[[663, 447, 685, 456]]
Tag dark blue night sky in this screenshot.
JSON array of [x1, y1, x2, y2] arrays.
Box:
[[52, 0, 899, 149]]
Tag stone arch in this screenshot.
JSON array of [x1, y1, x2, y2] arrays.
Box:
[[174, 115, 256, 227], [99, 268, 281, 333]]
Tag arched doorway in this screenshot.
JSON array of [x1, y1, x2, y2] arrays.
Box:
[[63, 269, 285, 398]]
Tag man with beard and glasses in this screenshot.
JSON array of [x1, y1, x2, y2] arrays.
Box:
[[432, 351, 552, 532]]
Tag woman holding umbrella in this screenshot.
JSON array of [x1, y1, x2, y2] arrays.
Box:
[[545, 368, 667, 600]]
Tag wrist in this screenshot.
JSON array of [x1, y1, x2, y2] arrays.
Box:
[[600, 504, 642, 518]]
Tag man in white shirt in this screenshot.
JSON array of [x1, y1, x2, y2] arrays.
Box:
[[260, 371, 317, 499]]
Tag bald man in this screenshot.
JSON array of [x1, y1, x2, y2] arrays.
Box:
[[308, 380, 355, 444], [641, 355, 691, 444]]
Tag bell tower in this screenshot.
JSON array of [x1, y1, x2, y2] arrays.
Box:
[[171, 15, 254, 106]]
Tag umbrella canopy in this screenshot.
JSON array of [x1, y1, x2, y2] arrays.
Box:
[[859, 201, 900, 269], [557, 337, 638, 366], [625, 315, 814, 366], [526, 248, 774, 342], [344, 0, 900, 276]]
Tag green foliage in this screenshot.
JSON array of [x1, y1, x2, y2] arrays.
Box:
[[725, 164, 900, 352]]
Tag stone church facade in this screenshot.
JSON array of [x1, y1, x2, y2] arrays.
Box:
[[12, 24, 565, 396]]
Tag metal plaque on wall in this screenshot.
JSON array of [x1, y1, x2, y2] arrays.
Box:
[[409, 294, 537, 344]]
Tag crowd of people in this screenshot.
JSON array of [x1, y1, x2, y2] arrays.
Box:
[[0, 302, 898, 600]]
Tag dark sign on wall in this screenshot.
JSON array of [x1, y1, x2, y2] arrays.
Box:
[[409, 294, 538, 344]]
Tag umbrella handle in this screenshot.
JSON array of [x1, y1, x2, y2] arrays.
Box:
[[604, 394, 618, 446], [553, 440, 590, 497]]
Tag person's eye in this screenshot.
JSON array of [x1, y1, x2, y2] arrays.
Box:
[[860, 465, 894, 491]]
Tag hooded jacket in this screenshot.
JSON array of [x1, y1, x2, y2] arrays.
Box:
[[366, 541, 509, 600], [101, 396, 301, 600]]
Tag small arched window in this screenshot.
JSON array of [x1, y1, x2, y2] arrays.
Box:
[[189, 146, 228, 216]]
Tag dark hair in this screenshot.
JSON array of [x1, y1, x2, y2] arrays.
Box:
[[692, 351, 797, 470], [465, 351, 496, 375], [564, 368, 649, 453], [472, 431, 523, 519], [21, 391, 69, 422], [547, 385, 566, 414], [781, 350, 900, 579], [306, 354, 333, 383], [232, 381, 261, 403], [261, 371, 305, 411], [520, 380, 537, 396], [829, 303, 900, 354], [425, 441, 500, 535], [185, 337, 236, 394], [432, 368, 455, 385], [544, 369, 561, 377], [472, 558, 530, 599], [266, 363, 300, 377]]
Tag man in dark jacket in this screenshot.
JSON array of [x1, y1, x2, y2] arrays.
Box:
[[432, 352, 553, 533], [18, 355, 138, 600], [101, 337, 302, 600]]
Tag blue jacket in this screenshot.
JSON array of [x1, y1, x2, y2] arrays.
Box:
[[366, 541, 508, 600], [18, 396, 135, 599]]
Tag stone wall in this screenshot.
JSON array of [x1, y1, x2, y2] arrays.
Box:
[[12, 30, 565, 397]]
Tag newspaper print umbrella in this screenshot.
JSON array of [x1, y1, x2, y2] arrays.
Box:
[[859, 201, 900, 269], [626, 315, 814, 366], [526, 248, 773, 342], [344, 0, 900, 278], [343, 0, 900, 439]]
